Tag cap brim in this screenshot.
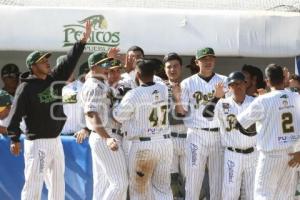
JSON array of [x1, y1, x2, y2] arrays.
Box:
[[109, 65, 123, 70], [197, 54, 216, 60], [36, 52, 52, 63], [94, 57, 114, 67], [228, 79, 246, 85], [0, 105, 9, 113]]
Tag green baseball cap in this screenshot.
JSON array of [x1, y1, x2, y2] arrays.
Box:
[[109, 59, 123, 70], [196, 47, 216, 60], [0, 90, 12, 112], [88, 52, 114, 68], [26, 51, 51, 69]]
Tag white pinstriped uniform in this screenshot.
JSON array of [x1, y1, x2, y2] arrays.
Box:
[[180, 73, 227, 200], [22, 137, 65, 200], [61, 80, 86, 134], [214, 95, 257, 200], [113, 82, 173, 200], [80, 77, 128, 200], [237, 90, 300, 200], [166, 82, 187, 176], [117, 74, 164, 160]]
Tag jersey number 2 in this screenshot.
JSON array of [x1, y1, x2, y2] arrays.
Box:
[[282, 112, 294, 133], [149, 105, 168, 127]]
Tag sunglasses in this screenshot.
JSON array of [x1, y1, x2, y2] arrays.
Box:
[[97, 59, 121, 68]]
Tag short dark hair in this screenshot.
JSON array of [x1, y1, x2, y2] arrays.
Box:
[[163, 52, 182, 65], [290, 74, 300, 83], [265, 64, 284, 86], [127, 46, 144, 56], [242, 64, 266, 89], [136, 59, 158, 78]]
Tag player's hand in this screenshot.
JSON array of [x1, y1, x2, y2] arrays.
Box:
[[106, 138, 118, 151], [81, 20, 92, 43], [214, 82, 225, 98], [288, 152, 300, 168], [107, 47, 120, 59], [125, 54, 136, 71], [10, 141, 21, 156], [74, 128, 90, 144], [172, 83, 182, 102]]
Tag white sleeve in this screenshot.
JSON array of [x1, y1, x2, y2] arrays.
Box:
[[81, 87, 102, 114], [214, 100, 222, 124], [113, 91, 135, 123], [237, 98, 265, 129], [180, 81, 190, 112]]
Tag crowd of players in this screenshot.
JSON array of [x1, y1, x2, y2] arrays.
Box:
[[1, 21, 300, 200]]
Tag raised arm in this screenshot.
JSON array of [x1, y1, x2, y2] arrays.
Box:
[[52, 21, 92, 81]]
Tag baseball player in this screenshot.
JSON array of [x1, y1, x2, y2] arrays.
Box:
[[107, 59, 125, 142], [0, 90, 13, 134], [236, 64, 300, 199], [80, 52, 128, 200], [1, 63, 21, 96], [61, 61, 89, 135], [163, 53, 187, 198], [121, 46, 145, 80], [120, 46, 162, 89], [173, 47, 227, 200], [113, 58, 173, 200], [241, 65, 266, 97], [203, 71, 257, 200], [7, 21, 91, 200]]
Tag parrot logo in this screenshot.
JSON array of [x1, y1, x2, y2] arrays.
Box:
[[78, 15, 108, 30]]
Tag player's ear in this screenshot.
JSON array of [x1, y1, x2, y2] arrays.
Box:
[[194, 59, 200, 67], [265, 78, 271, 88]]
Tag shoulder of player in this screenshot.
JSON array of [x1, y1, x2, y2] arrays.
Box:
[[181, 74, 198, 85], [82, 78, 106, 91], [213, 73, 227, 81], [245, 95, 255, 102]]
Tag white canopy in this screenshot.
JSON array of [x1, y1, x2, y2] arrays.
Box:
[[0, 6, 299, 57]]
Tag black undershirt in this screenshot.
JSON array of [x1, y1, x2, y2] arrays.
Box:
[[198, 72, 215, 83], [141, 82, 155, 87]]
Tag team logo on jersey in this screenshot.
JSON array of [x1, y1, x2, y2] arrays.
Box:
[[192, 91, 214, 108], [279, 99, 294, 110], [62, 94, 77, 104], [152, 90, 160, 101], [280, 94, 288, 99], [63, 15, 120, 52], [38, 87, 60, 104], [226, 114, 237, 131], [222, 103, 230, 114]]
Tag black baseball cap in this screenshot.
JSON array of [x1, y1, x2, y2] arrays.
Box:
[[163, 53, 182, 65], [227, 71, 246, 85], [1, 64, 20, 78]]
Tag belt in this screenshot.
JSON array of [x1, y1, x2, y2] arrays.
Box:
[[171, 132, 187, 138], [112, 129, 123, 137], [138, 134, 170, 142], [200, 128, 219, 132], [227, 147, 254, 154]]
